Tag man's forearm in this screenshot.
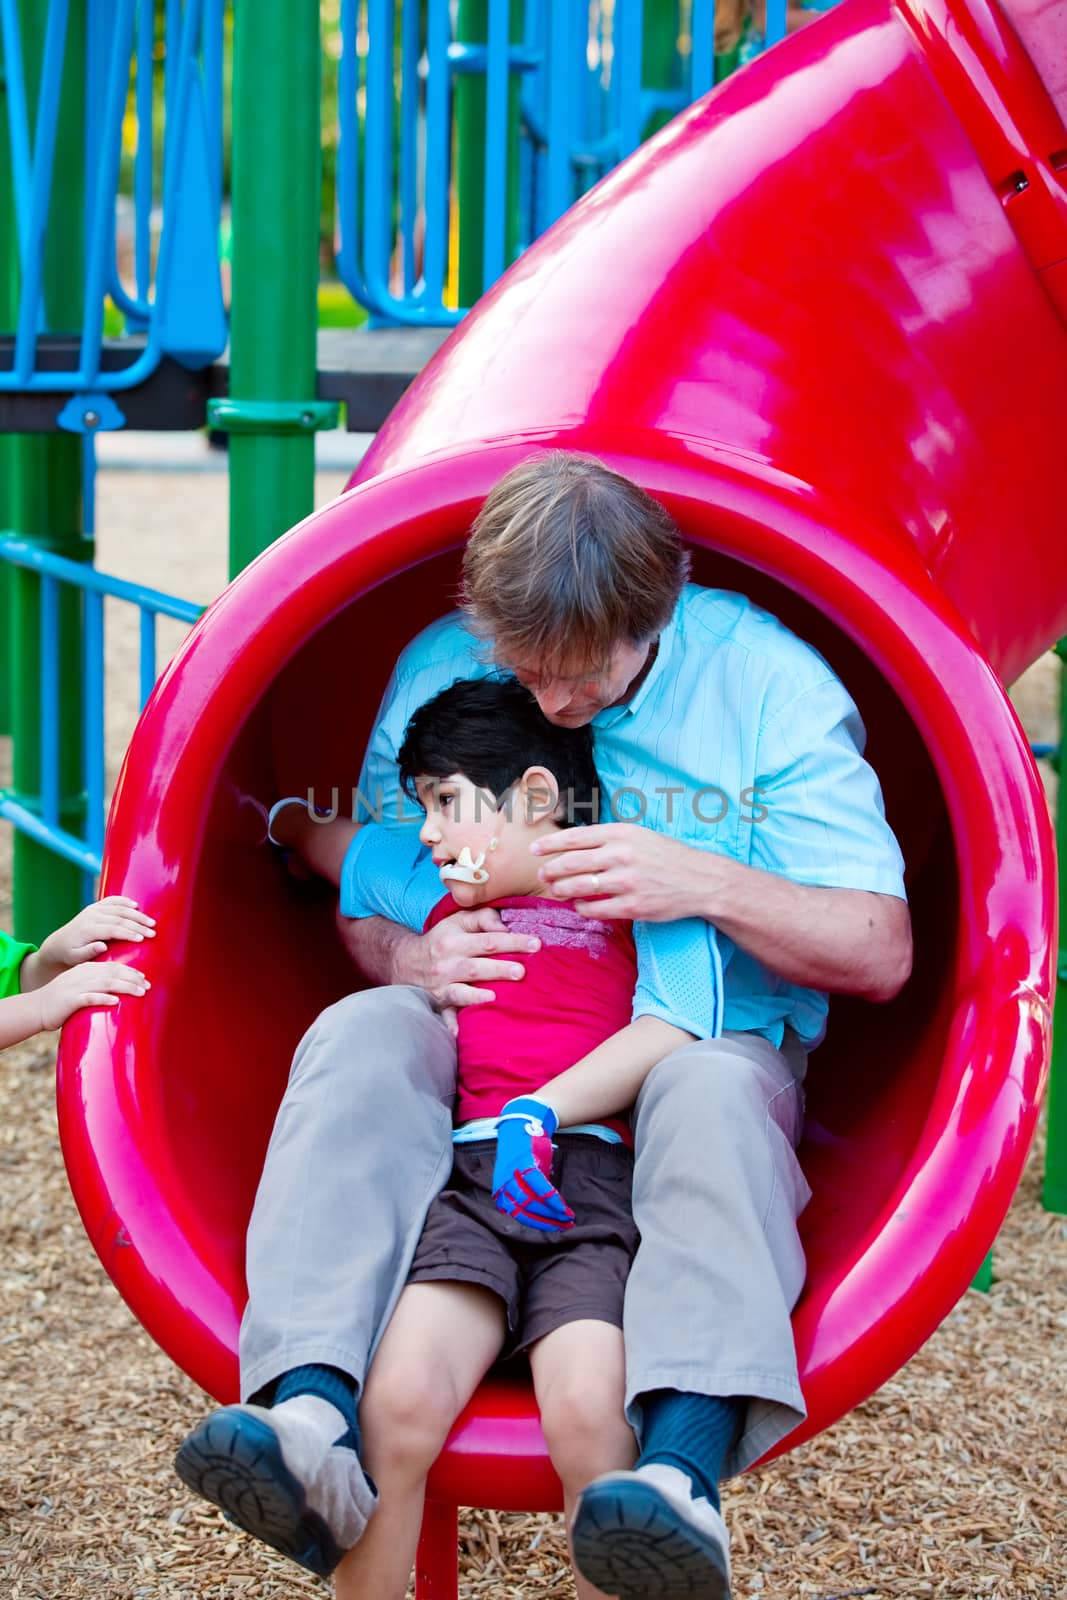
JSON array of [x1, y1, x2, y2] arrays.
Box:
[[335, 911, 418, 986], [692, 851, 912, 1001]]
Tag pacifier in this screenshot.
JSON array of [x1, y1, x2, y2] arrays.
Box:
[[439, 845, 491, 885]]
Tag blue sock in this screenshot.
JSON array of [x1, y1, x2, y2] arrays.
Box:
[[273, 1364, 361, 1454], [635, 1390, 745, 1511]]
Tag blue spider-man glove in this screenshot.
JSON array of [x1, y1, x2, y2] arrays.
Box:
[[492, 1097, 575, 1233]]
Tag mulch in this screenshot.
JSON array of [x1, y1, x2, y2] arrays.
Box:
[[1, 1032, 1064, 1598]]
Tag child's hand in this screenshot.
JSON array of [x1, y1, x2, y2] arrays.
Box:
[[36, 896, 156, 974], [35, 959, 151, 1032], [492, 1097, 575, 1232]]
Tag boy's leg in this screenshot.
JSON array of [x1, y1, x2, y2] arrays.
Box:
[[528, 1319, 636, 1600], [176, 986, 457, 1574], [571, 1029, 810, 1600], [241, 984, 458, 1397], [335, 1281, 506, 1600]]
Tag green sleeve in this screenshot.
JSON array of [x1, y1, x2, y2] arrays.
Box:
[[0, 929, 38, 1000]]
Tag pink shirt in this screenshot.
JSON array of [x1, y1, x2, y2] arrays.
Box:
[[424, 894, 637, 1141]]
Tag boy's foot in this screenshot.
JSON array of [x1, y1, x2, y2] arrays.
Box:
[[571, 1463, 731, 1599], [174, 1395, 377, 1577]]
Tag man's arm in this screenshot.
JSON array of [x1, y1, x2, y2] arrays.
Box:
[[270, 805, 360, 886], [532, 825, 913, 1003]]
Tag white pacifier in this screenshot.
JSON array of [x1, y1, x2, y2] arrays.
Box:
[[439, 845, 491, 885]]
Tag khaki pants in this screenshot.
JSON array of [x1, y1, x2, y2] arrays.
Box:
[[240, 986, 810, 1477]]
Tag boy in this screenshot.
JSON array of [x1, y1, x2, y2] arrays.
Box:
[[0, 895, 153, 1049], [177, 678, 712, 1599]]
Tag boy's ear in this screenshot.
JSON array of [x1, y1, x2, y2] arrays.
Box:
[[520, 765, 561, 824]]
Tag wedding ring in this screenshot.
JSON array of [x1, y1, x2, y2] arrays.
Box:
[[590, 872, 601, 894]]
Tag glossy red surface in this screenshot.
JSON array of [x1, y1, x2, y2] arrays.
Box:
[[59, 0, 1064, 1515]]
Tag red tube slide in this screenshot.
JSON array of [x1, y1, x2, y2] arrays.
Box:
[[58, 0, 1066, 1510]]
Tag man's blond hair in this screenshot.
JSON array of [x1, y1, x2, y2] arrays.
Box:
[[461, 452, 690, 672]]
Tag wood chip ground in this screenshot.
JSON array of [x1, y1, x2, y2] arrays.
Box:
[[1, 444, 1063, 1597]]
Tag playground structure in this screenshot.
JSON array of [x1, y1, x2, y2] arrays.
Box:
[[2, 0, 1067, 1594]]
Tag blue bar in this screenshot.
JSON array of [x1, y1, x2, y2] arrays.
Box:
[[482, 0, 510, 290], [0, 537, 203, 624], [545, 5, 575, 224], [767, 0, 789, 47], [0, 794, 101, 876], [14, 0, 71, 382], [617, 3, 644, 160], [203, 0, 224, 216], [40, 574, 61, 829], [335, 0, 369, 306], [364, 0, 396, 311], [0, 0, 34, 270], [134, 0, 156, 312], [164, 0, 181, 123], [84, 589, 106, 863], [399, 0, 420, 296], [422, 0, 451, 309], [691, 0, 716, 98], [81, 0, 137, 385], [138, 606, 157, 708]]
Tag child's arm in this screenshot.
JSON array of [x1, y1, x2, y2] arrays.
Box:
[[0, 960, 150, 1049], [19, 895, 155, 992], [491, 1017, 696, 1232], [268, 799, 362, 887], [533, 1015, 697, 1128]]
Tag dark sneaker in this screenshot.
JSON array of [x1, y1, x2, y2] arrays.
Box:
[[174, 1395, 377, 1577], [571, 1462, 732, 1599]]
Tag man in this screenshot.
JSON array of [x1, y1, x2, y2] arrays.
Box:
[[177, 452, 911, 1600]]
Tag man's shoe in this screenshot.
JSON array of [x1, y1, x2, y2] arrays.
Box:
[[174, 1395, 377, 1577], [571, 1462, 731, 1599]]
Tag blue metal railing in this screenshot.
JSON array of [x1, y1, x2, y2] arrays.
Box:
[[0, 0, 227, 419], [336, 0, 791, 326], [0, 535, 202, 876]]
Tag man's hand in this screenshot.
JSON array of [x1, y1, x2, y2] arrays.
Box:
[[391, 907, 542, 1013], [532, 823, 699, 922], [24, 896, 156, 989], [532, 823, 913, 1000], [492, 1097, 575, 1232], [35, 960, 151, 1032]]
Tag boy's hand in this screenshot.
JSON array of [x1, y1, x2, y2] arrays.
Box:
[[35, 960, 151, 1032], [492, 1097, 575, 1233], [35, 896, 156, 976]]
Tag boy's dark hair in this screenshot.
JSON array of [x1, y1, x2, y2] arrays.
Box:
[[397, 677, 601, 826]]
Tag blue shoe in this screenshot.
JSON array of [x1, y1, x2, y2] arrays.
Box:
[[571, 1463, 732, 1598], [174, 1395, 377, 1577]]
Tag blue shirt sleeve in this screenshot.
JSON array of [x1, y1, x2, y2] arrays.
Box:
[[750, 677, 907, 897], [339, 823, 444, 932], [631, 919, 724, 1040]]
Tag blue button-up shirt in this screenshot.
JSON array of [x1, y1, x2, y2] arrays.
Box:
[[340, 585, 906, 1048]]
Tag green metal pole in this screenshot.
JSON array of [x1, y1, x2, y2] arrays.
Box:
[[219, 0, 334, 578], [455, 0, 523, 310], [9, 0, 89, 945], [642, 1, 681, 140], [1043, 639, 1067, 1213]]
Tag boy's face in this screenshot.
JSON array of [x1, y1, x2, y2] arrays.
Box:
[[415, 770, 557, 906]]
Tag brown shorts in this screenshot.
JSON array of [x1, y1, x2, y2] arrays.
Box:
[[408, 1134, 638, 1356]]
